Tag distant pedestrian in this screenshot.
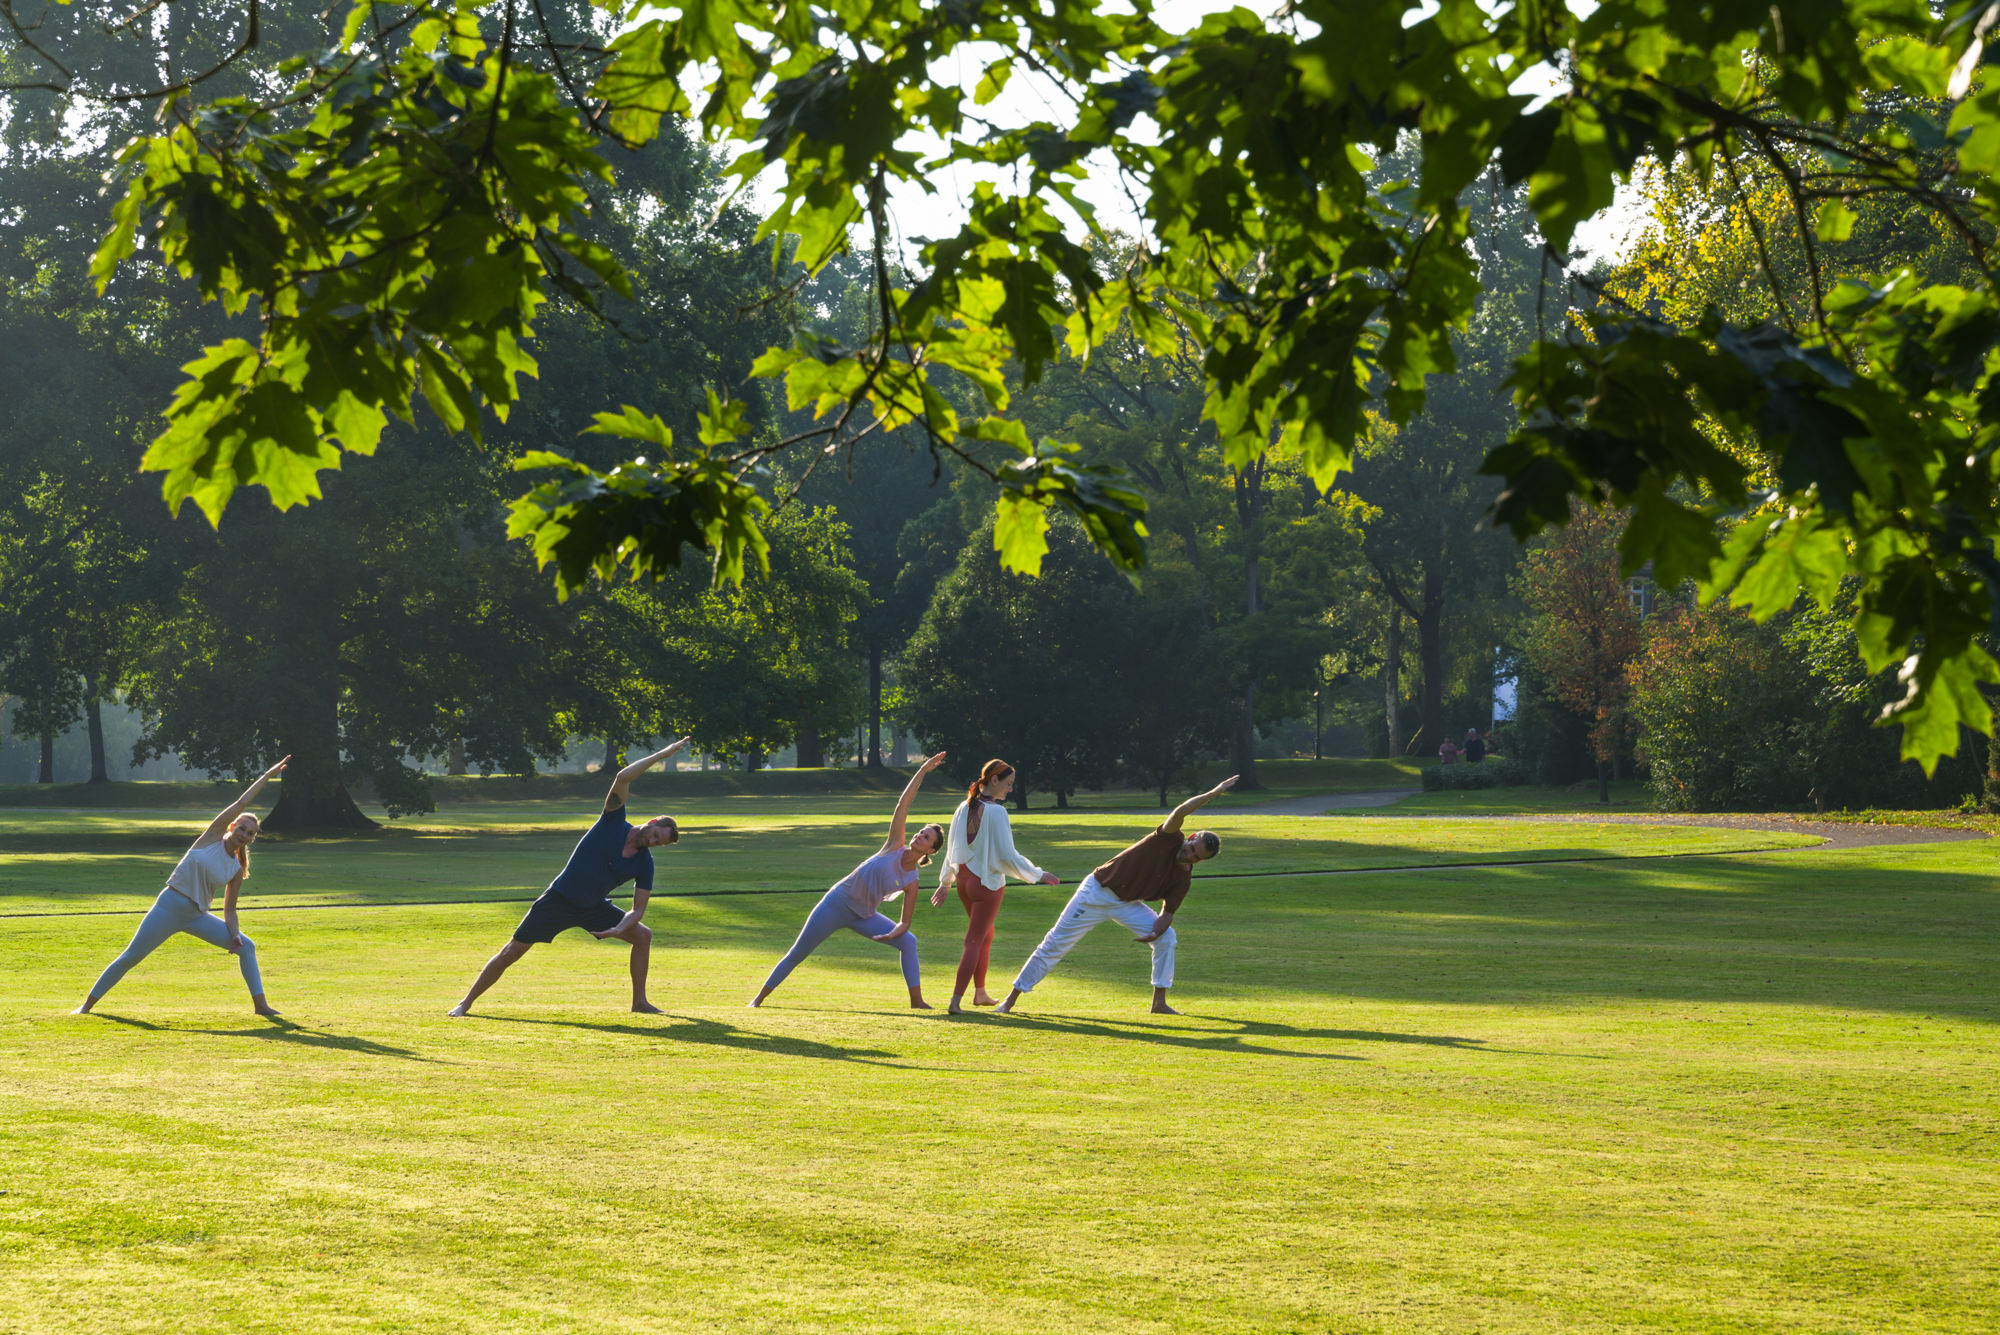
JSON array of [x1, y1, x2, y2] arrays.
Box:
[[1438, 738, 1460, 765], [73, 758, 290, 1017], [930, 759, 1058, 1015], [448, 738, 690, 1017], [1464, 728, 1486, 763], [995, 775, 1238, 1017], [750, 753, 948, 1011]]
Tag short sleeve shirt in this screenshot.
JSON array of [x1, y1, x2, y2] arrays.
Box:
[[1092, 825, 1194, 914], [547, 806, 654, 903]]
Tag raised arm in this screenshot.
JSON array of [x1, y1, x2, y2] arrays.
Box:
[[198, 757, 290, 845], [605, 737, 690, 813], [1163, 775, 1240, 832], [882, 752, 946, 853]]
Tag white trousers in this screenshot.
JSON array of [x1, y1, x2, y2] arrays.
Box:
[[1012, 875, 1175, 993]]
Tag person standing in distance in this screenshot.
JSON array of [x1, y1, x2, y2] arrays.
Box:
[[73, 757, 291, 1017], [448, 738, 690, 1017], [995, 775, 1238, 1016], [929, 759, 1058, 1015]]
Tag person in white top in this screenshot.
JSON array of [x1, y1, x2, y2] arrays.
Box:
[[73, 757, 290, 1017], [929, 759, 1059, 1015]]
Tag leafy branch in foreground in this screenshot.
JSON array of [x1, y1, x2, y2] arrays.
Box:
[[20, 0, 2000, 765]]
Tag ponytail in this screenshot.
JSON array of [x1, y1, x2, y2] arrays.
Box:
[[969, 759, 1013, 807]]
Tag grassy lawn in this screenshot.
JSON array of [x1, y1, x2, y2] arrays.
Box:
[[1, 794, 1994, 1333]]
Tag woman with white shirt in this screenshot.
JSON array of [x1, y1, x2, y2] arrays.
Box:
[[73, 757, 289, 1017], [930, 759, 1059, 1015]]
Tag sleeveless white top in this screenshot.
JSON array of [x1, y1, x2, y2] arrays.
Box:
[[166, 841, 245, 912]]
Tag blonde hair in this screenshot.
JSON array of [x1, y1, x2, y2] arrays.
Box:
[[231, 814, 257, 874]]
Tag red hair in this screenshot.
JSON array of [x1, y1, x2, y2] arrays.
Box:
[[968, 759, 1013, 807]]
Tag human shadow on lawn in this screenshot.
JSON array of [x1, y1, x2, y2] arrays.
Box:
[[90, 1012, 432, 1061], [477, 1012, 942, 1069], [973, 1011, 1374, 1060]]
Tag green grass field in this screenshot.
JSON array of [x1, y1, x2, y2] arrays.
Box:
[[1, 784, 1994, 1333]]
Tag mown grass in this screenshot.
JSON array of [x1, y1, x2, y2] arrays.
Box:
[[1, 794, 1994, 1334]]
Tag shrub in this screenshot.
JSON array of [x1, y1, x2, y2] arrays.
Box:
[[1422, 756, 1532, 790]]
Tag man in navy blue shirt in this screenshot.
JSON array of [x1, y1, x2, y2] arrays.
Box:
[[449, 737, 690, 1016]]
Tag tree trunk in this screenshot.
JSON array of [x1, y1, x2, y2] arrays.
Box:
[[1055, 786, 1069, 810], [1597, 758, 1611, 806], [1230, 679, 1261, 783], [797, 712, 824, 768], [602, 738, 623, 773], [1983, 729, 1999, 814], [744, 750, 762, 772], [447, 738, 467, 776], [1230, 460, 1265, 790], [1412, 574, 1446, 757], [866, 644, 884, 768], [265, 694, 377, 832], [1158, 774, 1170, 807], [37, 726, 54, 784], [1384, 607, 1403, 757], [85, 676, 109, 783], [1014, 775, 1029, 811]]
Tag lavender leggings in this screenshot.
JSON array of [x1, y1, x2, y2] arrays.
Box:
[[761, 887, 920, 993], [89, 889, 264, 1000]]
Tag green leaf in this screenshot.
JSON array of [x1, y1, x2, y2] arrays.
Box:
[[993, 493, 1052, 575]]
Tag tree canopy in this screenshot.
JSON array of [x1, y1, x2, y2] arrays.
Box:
[[7, 0, 2000, 768]]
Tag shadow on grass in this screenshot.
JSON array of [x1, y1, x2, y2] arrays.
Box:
[[88, 1011, 435, 1061], [476, 1012, 946, 1069], [967, 1010, 1378, 1060]]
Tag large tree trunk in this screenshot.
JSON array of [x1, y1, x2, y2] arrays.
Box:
[[85, 676, 109, 783], [1384, 607, 1403, 757], [447, 738, 467, 776], [1412, 574, 1447, 757], [796, 712, 824, 768], [37, 726, 54, 784], [744, 750, 762, 772], [602, 738, 623, 772], [866, 644, 884, 768], [265, 694, 376, 832]]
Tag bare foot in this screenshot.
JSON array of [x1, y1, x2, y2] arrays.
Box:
[[993, 1000, 1015, 1014], [747, 997, 763, 1008], [910, 998, 934, 1010], [254, 1006, 283, 1018], [70, 1003, 95, 1016], [947, 998, 965, 1015], [447, 1003, 472, 1017], [632, 1001, 662, 1014], [972, 991, 1000, 1006], [1150, 1001, 1181, 1015]]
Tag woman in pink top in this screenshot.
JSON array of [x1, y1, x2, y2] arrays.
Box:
[[73, 757, 289, 1017], [930, 759, 1059, 1014], [750, 752, 948, 1010]]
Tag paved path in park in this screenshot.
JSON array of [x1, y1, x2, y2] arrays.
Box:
[[1238, 789, 1991, 851]]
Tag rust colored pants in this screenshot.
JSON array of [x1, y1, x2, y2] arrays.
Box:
[[954, 863, 1006, 994]]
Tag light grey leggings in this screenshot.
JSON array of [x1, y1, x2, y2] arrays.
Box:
[[762, 888, 920, 993], [89, 889, 264, 1001]]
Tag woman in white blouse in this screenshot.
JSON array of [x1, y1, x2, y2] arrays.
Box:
[[73, 758, 289, 1017], [930, 759, 1059, 1014]]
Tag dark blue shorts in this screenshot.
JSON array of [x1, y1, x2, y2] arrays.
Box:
[[513, 891, 626, 944]]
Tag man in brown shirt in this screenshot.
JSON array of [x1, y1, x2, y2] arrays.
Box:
[[995, 775, 1238, 1016]]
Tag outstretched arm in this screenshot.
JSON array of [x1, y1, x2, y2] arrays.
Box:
[[881, 752, 947, 853], [1163, 775, 1239, 833], [606, 737, 690, 813], [198, 757, 290, 845]]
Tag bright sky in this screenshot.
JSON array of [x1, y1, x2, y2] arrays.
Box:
[[716, 0, 1643, 270]]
